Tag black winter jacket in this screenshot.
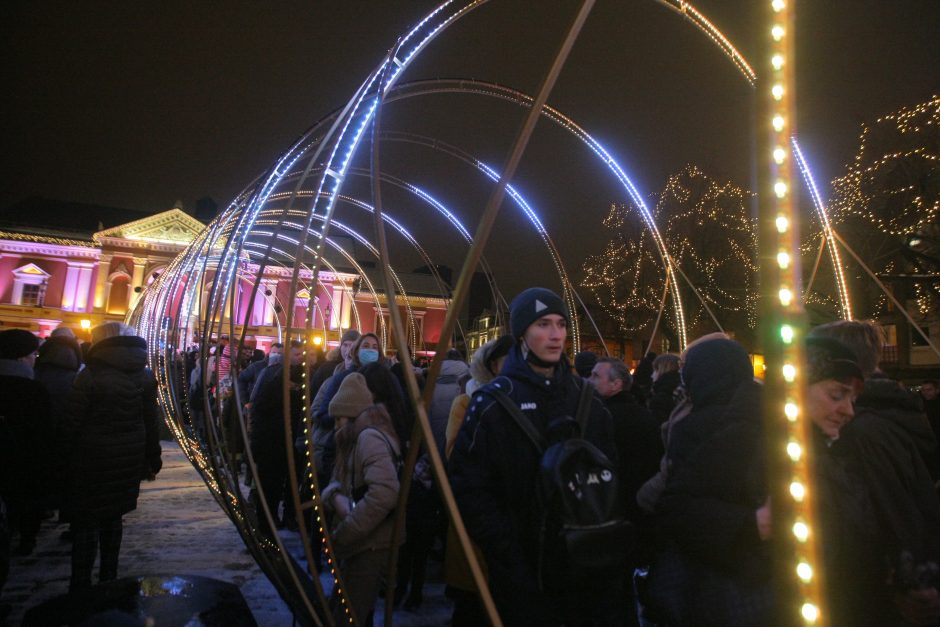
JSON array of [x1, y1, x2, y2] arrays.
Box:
[[63, 335, 161, 524], [249, 363, 304, 464], [448, 345, 617, 625], [667, 339, 754, 470], [836, 375, 940, 571], [648, 370, 681, 423], [0, 360, 52, 499], [603, 390, 662, 519]]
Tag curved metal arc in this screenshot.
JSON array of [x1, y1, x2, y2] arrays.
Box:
[[379, 80, 689, 348], [379, 130, 582, 352], [791, 137, 853, 320], [651, 0, 756, 84]]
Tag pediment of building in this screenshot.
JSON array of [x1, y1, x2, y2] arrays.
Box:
[[12, 262, 51, 278], [93, 209, 205, 246]]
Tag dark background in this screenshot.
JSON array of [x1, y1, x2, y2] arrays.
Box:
[[3, 1, 938, 294]]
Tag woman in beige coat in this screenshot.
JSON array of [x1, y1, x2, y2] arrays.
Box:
[[322, 372, 401, 626]]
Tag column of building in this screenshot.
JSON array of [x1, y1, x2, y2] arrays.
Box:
[[93, 253, 113, 312], [128, 257, 147, 311], [61, 261, 95, 312]]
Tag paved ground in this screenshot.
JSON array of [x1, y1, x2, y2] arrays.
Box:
[[4, 440, 452, 626]]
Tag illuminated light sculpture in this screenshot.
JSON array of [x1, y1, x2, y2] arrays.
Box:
[[131, 1, 836, 624]]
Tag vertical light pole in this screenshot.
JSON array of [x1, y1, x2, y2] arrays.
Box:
[[758, 1, 826, 625]]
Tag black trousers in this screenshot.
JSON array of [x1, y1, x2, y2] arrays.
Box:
[[70, 516, 123, 592]]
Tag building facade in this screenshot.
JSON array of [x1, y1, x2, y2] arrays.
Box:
[[0, 205, 449, 353]]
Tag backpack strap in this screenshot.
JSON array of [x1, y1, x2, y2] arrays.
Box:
[[574, 379, 596, 436], [490, 387, 547, 454]]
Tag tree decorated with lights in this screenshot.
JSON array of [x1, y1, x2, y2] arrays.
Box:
[[829, 95, 940, 320], [582, 164, 759, 349]]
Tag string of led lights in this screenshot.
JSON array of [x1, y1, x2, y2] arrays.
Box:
[[758, 1, 826, 624]]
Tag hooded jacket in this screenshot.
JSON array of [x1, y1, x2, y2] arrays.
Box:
[[448, 344, 617, 625], [667, 339, 754, 470], [836, 375, 940, 566], [327, 410, 402, 559], [63, 335, 161, 523], [35, 335, 82, 429], [429, 358, 469, 455]]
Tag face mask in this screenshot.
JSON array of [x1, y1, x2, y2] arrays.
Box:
[[268, 353, 283, 366], [359, 348, 379, 364]]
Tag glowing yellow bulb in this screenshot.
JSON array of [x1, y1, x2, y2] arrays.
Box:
[[782, 363, 796, 381], [772, 84, 784, 100], [773, 115, 786, 132], [787, 441, 802, 460], [777, 252, 790, 268], [797, 561, 813, 582], [772, 0, 786, 12], [790, 481, 806, 501], [772, 25, 785, 41], [776, 215, 790, 232], [801, 602, 819, 623], [793, 520, 809, 542], [773, 147, 786, 163], [772, 54, 784, 70], [779, 288, 793, 306], [775, 180, 788, 197]]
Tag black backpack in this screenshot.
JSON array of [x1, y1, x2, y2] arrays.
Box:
[[491, 379, 632, 583]]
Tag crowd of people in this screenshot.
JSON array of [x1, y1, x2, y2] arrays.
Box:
[[3, 285, 940, 626], [0, 322, 162, 621]]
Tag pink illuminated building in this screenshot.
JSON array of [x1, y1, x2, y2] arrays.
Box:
[[0, 198, 449, 351]]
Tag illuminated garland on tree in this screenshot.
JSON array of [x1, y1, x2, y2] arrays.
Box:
[[582, 164, 759, 343], [830, 95, 940, 318]]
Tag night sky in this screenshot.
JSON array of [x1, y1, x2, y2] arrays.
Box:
[[4, 1, 939, 290]]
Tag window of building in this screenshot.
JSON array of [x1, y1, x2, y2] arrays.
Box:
[[10, 263, 51, 306], [911, 325, 930, 347], [21, 284, 42, 307]]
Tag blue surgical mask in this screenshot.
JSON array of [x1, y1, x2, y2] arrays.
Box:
[[359, 348, 379, 364]]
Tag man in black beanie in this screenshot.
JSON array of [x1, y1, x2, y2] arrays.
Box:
[[449, 287, 621, 625], [0, 329, 52, 574]]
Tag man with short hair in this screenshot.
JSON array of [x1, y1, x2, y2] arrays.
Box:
[[449, 288, 619, 625], [589, 357, 663, 516]]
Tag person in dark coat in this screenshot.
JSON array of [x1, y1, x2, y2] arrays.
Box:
[[802, 336, 886, 626], [810, 321, 940, 624], [428, 349, 469, 457], [35, 330, 83, 515], [313, 332, 382, 484], [588, 356, 661, 626], [666, 338, 754, 470], [631, 351, 656, 405], [238, 342, 282, 408], [648, 353, 681, 423], [589, 357, 662, 519], [62, 322, 162, 591], [651, 371, 771, 626], [249, 341, 305, 533], [919, 379, 940, 484], [449, 287, 619, 626], [0, 329, 51, 560]]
